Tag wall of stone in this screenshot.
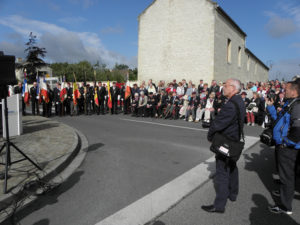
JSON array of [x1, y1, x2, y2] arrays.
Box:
[[213, 11, 269, 84], [138, 0, 215, 84]]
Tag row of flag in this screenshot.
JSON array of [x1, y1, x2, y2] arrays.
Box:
[[19, 72, 131, 109]]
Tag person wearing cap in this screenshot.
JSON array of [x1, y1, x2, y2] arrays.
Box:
[[146, 92, 157, 117]]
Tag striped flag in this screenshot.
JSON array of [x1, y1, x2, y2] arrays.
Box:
[[60, 76, 67, 102], [40, 77, 49, 103], [8, 85, 14, 96], [94, 87, 99, 106], [107, 81, 112, 109], [125, 80, 131, 100], [22, 78, 30, 105]]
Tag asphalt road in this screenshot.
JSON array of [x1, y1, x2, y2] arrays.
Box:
[[6, 114, 234, 225]]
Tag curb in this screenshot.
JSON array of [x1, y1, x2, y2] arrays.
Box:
[[0, 123, 88, 223]]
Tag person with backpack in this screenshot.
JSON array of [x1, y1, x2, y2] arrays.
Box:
[[267, 80, 300, 215]]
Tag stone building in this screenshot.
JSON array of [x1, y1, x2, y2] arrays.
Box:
[[138, 0, 269, 85]]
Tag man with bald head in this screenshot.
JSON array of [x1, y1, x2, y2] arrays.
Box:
[[202, 78, 246, 213]]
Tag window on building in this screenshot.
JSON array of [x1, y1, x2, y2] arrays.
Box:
[[238, 47, 241, 67], [247, 55, 250, 71], [227, 39, 232, 63]]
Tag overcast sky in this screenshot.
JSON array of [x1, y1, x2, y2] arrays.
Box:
[[0, 0, 299, 80]]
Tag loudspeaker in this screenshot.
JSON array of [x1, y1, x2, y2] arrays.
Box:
[[0, 52, 17, 86]]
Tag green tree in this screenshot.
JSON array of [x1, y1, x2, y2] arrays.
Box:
[[22, 32, 47, 82]]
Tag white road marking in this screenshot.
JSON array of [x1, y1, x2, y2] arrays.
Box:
[[95, 120, 260, 225], [120, 118, 209, 132]]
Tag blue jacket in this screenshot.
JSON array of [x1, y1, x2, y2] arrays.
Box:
[[267, 98, 300, 149]]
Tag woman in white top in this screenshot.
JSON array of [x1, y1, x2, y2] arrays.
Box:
[[147, 83, 157, 94], [176, 82, 185, 97]]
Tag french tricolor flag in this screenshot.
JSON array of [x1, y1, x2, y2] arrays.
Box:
[[22, 78, 30, 105], [40, 77, 49, 103], [60, 75, 67, 102]]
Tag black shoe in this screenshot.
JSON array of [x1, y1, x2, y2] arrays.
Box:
[[201, 205, 224, 213], [228, 197, 236, 202]]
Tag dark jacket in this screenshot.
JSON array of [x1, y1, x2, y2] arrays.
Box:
[[208, 94, 246, 142], [30, 86, 38, 100]]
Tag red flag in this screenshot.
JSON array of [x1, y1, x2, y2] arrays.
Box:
[[73, 82, 81, 105], [125, 80, 131, 100], [40, 78, 49, 103], [94, 87, 99, 106], [60, 82, 67, 102]]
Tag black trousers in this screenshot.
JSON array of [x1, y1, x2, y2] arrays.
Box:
[[22, 98, 26, 115], [31, 99, 39, 115], [278, 146, 298, 211], [111, 98, 118, 114], [214, 158, 239, 210], [123, 98, 131, 114]]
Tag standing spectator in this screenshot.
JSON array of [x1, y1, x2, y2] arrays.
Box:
[[208, 80, 220, 94], [30, 82, 39, 115], [203, 92, 216, 123], [202, 78, 245, 213], [268, 80, 300, 215], [110, 82, 120, 114], [246, 92, 260, 126], [14, 82, 26, 115]]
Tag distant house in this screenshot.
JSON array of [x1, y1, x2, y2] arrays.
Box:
[[15, 57, 53, 81], [138, 0, 269, 84]]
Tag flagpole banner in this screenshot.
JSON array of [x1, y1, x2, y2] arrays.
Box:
[[107, 81, 112, 109]]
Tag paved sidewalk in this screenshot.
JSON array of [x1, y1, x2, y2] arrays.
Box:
[[0, 116, 86, 223], [152, 142, 300, 225]]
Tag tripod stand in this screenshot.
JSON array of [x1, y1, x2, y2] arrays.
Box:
[[0, 95, 42, 194]]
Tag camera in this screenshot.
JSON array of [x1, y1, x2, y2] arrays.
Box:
[[267, 91, 276, 101]]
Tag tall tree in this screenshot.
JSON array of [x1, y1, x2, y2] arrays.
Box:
[[23, 32, 47, 81]]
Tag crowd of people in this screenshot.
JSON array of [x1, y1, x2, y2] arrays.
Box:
[[6, 76, 300, 216], [12, 78, 296, 130]]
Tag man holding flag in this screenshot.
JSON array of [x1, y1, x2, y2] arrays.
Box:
[[40, 77, 50, 117], [72, 81, 80, 116], [124, 72, 131, 114], [107, 81, 113, 113]]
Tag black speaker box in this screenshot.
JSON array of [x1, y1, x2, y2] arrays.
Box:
[[0, 54, 17, 86]]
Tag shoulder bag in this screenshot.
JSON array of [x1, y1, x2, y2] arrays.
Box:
[[210, 101, 245, 162]]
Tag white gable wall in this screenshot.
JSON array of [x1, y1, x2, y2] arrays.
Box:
[[138, 0, 215, 84]]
